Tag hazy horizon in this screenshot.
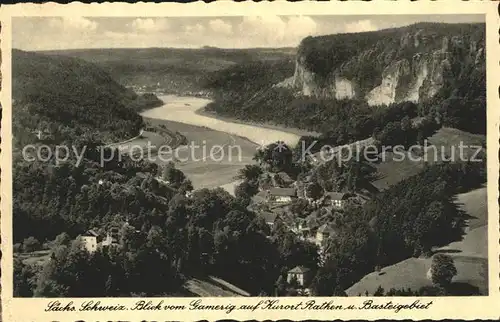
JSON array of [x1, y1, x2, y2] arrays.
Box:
[[13, 15, 484, 51]]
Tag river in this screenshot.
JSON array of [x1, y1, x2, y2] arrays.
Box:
[[139, 95, 303, 194]]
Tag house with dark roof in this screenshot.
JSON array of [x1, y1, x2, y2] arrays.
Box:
[[274, 171, 294, 187], [85, 229, 100, 238], [268, 187, 296, 203], [81, 230, 101, 253], [287, 266, 313, 287], [292, 214, 319, 241]]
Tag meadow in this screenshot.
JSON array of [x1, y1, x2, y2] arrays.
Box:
[[371, 127, 486, 191], [346, 186, 488, 296]]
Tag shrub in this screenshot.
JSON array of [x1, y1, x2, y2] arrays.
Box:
[[430, 254, 457, 287], [22, 236, 41, 253], [13, 243, 22, 253]]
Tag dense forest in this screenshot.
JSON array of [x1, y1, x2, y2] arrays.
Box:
[[14, 131, 486, 297], [310, 159, 486, 296], [12, 50, 162, 146], [13, 145, 323, 296]]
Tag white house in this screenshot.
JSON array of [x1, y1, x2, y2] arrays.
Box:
[[80, 230, 99, 253], [315, 223, 338, 248], [287, 266, 312, 287]]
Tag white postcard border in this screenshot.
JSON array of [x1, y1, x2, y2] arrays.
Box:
[[1, 1, 499, 321]]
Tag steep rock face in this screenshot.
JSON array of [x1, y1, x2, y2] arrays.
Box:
[[281, 23, 485, 106], [334, 77, 356, 100], [277, 57, 356, 99], [366, 59, 411, 106], [367, 49, 451, 105]]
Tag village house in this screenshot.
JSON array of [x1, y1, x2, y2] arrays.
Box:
[[79, 220, 144, 253], [80, 230, 99, 253], [324, 192, 348, 209], [268, 187, 296, 203], [287, 266, 313, 287], [292, 216, 316, 241], [273, 171, 294, 187]]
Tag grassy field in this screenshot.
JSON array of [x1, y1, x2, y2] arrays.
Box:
[[371, 151, 426, 191], [346, 255, 487, 296], [108, 130, 170, 155], [346, 186, 488, 296], [439, 186, 488, 257], [425, 127, 485, 162], [371, 127, 486, 191], [144, 118, 258, 190]]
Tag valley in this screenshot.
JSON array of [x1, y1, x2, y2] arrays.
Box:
[[12, 19, 488, 299]]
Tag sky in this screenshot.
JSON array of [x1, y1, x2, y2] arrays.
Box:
[[13, 15, 484, 51]]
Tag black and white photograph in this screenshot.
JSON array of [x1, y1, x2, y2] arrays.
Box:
[[9, 12, 489, 300]]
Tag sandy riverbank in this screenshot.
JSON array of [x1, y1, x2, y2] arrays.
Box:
[[195, 107, 320, 139], [140, 95, 304, 147]]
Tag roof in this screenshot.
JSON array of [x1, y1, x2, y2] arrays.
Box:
[[84, 229, 100, 237], [259, 211, 278, 224], [288, 266, 311, 274], [276, 172, 293, 182], [269, 187, 296, 197], [324, 192, 347, 200]]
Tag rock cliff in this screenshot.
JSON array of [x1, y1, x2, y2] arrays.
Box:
[[278, 23, 485, 106]]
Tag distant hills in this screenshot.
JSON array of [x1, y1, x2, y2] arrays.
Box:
[[39, 47, 296, 95]]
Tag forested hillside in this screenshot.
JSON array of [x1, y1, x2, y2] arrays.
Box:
[[12, 50, 162, 146], [13, 154, 276, 296], [204, 23, 486, 140], [12, 50, 319, 297]]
